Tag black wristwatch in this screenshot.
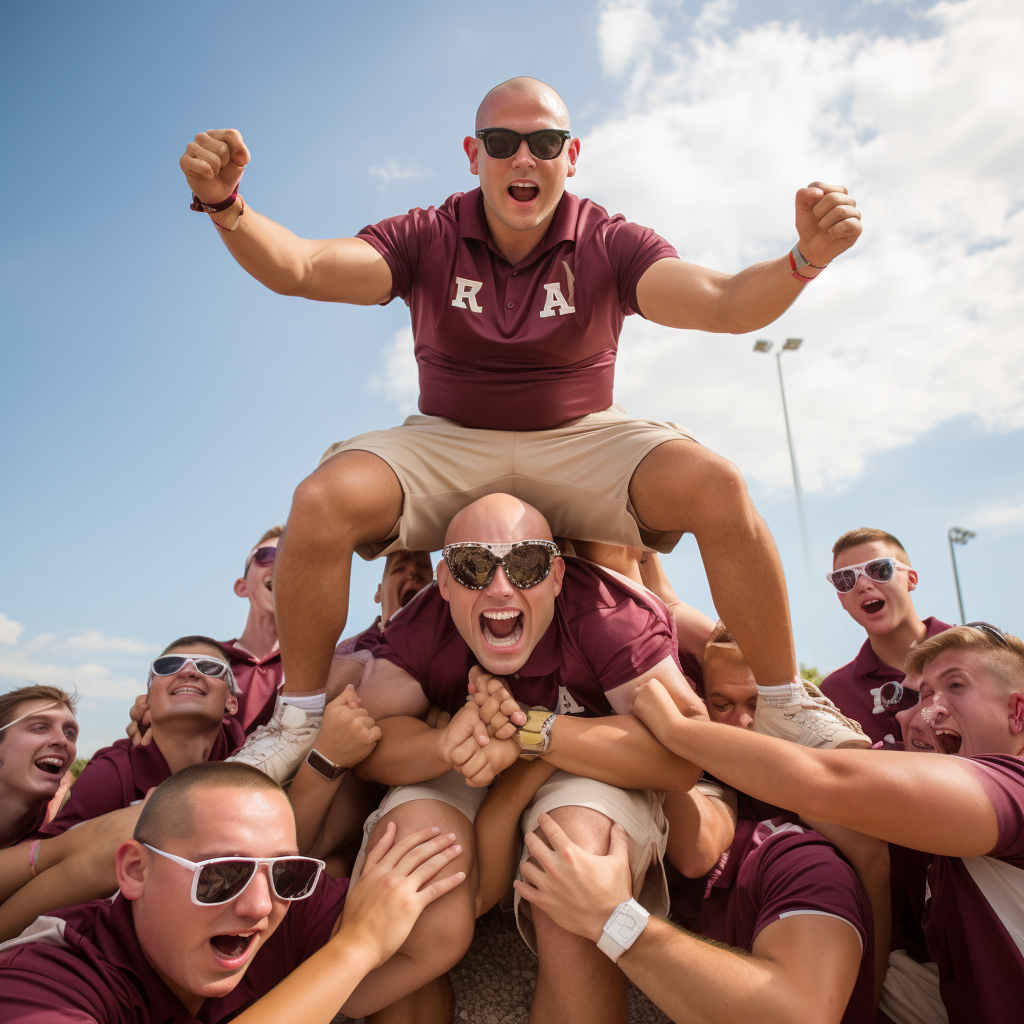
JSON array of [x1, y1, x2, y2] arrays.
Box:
[[305, 748, 346, 780]]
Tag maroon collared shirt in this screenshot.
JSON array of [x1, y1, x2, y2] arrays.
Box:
[[40, 721, 245, 836], [0, 874, 347, 1023], [820, 617, 951, 745], [671, 818, 874, 1024], [360, 558, 681, 716], [357, 189, 678, 431], [219, 639, 283, 734], [924, 754, 1024, 1024]]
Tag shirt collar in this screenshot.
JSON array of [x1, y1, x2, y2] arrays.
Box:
[[457, 188, 580, 262], [220, 638, 281, 667]]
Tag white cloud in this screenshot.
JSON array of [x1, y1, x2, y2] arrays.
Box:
[[597, 0, 665, 77], [66, 630, 156, 654], [369, 159, 424, 183], [693, 0, 736, 36], [0, 653, 142, 700], [571, 0, 1024, 495], [967, 498, 1024, 534], [0, 613, 25, 645], [369, 327, 419, 417]]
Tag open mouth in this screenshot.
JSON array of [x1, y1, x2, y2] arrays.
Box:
[[35, 757, 64, 775], [862, 599, 885, 615], [508, 182, 538, 203], [910, 736, 939, 752], [933, 728, 962, 756], [400, 587, 418, 608], [480, 609, 523, 648], [210, 932, 256, 963]]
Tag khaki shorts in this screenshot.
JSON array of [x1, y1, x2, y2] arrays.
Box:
[[349, 769, 669, 956], [879, 950, 948, 1024], [319, 405, 695, 558]]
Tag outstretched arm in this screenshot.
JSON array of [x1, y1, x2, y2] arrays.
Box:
[[635, 183, 861, 333], [180, 129, 392, 303], [632, 680, 1000, 857]]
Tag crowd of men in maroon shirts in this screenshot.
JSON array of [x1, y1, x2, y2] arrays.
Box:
[[0, 75, 1022, 1024]]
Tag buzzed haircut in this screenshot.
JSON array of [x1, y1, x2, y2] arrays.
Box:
[[134, 761, 286, 847], [244, 524, 284, 575], [905, 624, 1024, 694], [160, 635, 232, 660], [0, 685, 77, 745], [703, 620, 742, 668], [832, 527, 911, 565]]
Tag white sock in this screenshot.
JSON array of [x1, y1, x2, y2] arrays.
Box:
[[757, 681, 804, 704], [279, 692, 326, 713]]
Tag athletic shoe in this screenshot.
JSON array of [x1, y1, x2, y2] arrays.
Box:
[[226, 701, 321, 783], [755, 680, 870, 750]]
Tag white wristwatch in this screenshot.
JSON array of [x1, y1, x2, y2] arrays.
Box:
[[596, 898, 649, 963]]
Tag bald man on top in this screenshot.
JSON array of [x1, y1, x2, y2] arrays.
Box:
[[180, 76, 864, 753]]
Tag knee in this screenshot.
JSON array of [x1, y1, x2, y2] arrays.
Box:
[[543, 806, 614, 856], [698, 451, 750, 507], [403, 895, 476, 969]]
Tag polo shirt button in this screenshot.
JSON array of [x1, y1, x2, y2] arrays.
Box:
[[507, 301, 514, 308], [514, 673, 519, 679], [512, 270, 518, 276]]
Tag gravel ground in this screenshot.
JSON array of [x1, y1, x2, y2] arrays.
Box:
[[335, 905, 670, 1024]]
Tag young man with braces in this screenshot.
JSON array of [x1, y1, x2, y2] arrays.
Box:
[[179, 75, 864, 772], [821, 528, 951, 746], [0, 761, 467, 1023], [336, 492, 708, 1024]]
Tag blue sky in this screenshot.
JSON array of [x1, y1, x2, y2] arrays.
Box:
[[2, 0, 1022, 758]]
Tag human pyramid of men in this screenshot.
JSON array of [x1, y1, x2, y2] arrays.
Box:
[[0, 78, 1021, 1024]]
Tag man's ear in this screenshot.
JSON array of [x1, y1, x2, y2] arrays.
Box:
[[1009, 693, 1024, 735], [117, 840, 148, 900], [224, 693, 238, 717], [437, 560, 452, 603], [374, 584, 383, 606], [464, 136, 480, 176], [565, 137, 581, 178], [906, 569, 919, 593], [551, 555, 566, 597], [233, 577, 249, 599]]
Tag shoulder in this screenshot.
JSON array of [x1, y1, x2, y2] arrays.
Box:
[[560, 559, 671, 625], [965, 755, 1024, 858], [820, 651, 862, 691]]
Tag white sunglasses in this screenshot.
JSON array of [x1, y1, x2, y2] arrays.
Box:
[[825, 557, 912, 594]]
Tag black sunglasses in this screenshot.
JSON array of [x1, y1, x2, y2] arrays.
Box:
[[964, 621, 1013, 649], [475, 127, 572, 160], [442, 540, 561, 590]]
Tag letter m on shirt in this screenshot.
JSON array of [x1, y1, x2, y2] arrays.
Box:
[[452, 277, 484, 312]]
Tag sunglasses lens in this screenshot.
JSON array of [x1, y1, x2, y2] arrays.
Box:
[[831, 570, 857, 593], [866, 559, 894, 583], [504, 544, 553, 588], [271, 858, 321, 899], [152, 656, 186, 676], [253, 546, 277, 567], [196, 860, 256, 904], [192, 659, 228, 678], [482, 129, 519, 159], [446, 547, 497, 589], [529, 131, 566, 159]]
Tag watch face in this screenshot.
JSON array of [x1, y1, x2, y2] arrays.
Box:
[[606, 906, 641, 944]]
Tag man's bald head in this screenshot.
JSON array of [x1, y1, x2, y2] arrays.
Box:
[[475, 77, 570, 132], [445, 494, 553, 546]]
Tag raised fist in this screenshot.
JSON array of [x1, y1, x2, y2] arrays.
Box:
[[179, 129, 251, 206], [794, 181, 862, 268]]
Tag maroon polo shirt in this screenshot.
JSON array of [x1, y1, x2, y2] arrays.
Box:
[[670, 818, 874, 1024], [335, 619, 382, 658], [40, 721, 245, 836], [889, 842, 934, 963], [820, 617, 951, 745], [357, 189, 678, 431], [219, 638, 283, 734], [0, 873, 348, 1023], [923, 754, 1024, 1024], [360, 558, 680, 716]]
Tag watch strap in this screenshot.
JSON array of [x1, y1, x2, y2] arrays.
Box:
[[597, 899, 650, 963], [190, 188, 240, 213], [518, 708, 556, 760], [305, 747, 345, 781]]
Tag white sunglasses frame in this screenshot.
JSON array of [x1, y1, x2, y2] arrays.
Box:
[[146, 655, 240, 695], [441, 539, 562, 590], [825, 557, 913, 593], [141, 844, 325, 905]]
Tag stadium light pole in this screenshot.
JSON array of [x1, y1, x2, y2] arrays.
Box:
[[948, 527, 976, 624], [754, 338, 812, 573]]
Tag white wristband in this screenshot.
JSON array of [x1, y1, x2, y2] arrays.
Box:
[[596, 898, 649, 963]]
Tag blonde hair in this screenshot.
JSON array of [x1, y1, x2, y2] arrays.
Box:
[[832, 528, 910, 565], [905, 624, 1024, 694]]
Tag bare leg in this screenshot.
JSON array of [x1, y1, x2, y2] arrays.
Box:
[[275, 451, 404, 693], [528, 805, 628, 1024], [342, 798, 478, 1020], [629, 439, 798, 687], [365, 975, 455, 1024]]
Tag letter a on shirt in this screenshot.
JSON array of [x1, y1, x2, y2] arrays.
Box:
[[452, 277, 484, 312], [539, 282, 575, 318]]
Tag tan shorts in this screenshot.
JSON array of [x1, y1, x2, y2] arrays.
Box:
[[349, 769, 668, 955], [319, 405, 695, 558], [879, 950, 948, 1024]]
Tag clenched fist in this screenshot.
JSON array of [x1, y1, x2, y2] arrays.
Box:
[[180, 129, 251, 206], [794, 181, 862, 268]]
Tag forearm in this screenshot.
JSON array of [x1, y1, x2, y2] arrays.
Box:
[[288, 763, 348, 853], [544, 715, 700, 791], [619, 918, 806, 1024], [708, 257, 806, 334], [357, 717, 450, 786], [475, 760, 558, 916], [664, 787, 736, 878]]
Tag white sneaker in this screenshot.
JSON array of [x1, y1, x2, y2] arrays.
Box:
[[226, 701, 321, 784], [755, 680, 870, 750]]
